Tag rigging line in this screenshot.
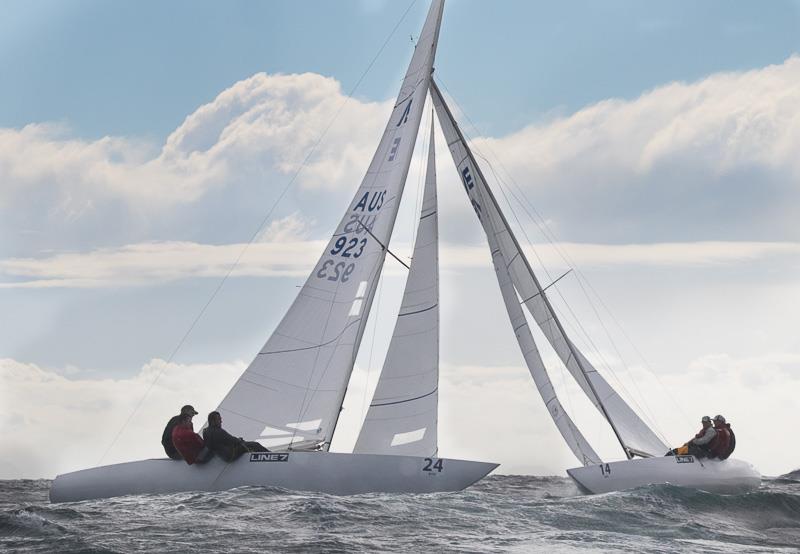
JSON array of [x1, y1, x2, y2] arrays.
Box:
[[433, 79, 628, 454], [437, 79, 680, 437], [519, 269, 572, 303], [494, 173, 667, 441], [487, 158, 640, 451], [566, 273, 670, 440], [355, 220, 411, 269], [97, 0, 422, 465], [480, 149, 670, 443], [360, 274, 385, 425], [483, 158, 668, 438], [411, 103, 431, 248], [507, 262, 588, 462], [436, 77, 671, 445], [567, 273, 690, 430]]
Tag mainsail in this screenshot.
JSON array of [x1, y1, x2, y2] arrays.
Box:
[[354, 118, 439, 457], [215, 0, 445, 449], [431, 80, 668, 460]]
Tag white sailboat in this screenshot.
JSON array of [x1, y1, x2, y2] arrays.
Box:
[[50, 0, 498, 504], [429, 80, 760, 495]]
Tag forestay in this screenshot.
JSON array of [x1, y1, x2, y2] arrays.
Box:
[[214, 0, 445, 450], [354, 119, 440, 457], [431, 81, 668, 460]]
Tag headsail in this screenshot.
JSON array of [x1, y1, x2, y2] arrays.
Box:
[[430, 80, 668, 459], [354, 118, 439, 457], [214, 0, 445, 450], [487, 232, 601, 465]]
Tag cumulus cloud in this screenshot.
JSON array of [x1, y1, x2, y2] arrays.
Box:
[[0, 72, 391, 260], [4, 57, 800, 256], [459, 56, 800, 242], [0, 73, 386, 212], [1, 239, 797, 288]]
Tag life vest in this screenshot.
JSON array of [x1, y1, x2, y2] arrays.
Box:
[[722, 424, 736, 459], [709, 424, 731, 458], [172, 424, 205, 464]]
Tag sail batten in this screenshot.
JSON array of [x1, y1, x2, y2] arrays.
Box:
[[214, 0, 445, 450], [431, 80, 667, 460], [354, 117, 440, 458]]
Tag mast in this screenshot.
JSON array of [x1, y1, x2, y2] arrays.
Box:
[[326, 0, 446, 450], [430, 80, 632, 459]]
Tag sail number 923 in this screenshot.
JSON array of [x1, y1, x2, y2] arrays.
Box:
[[315, 235, 368, 283], [423, 458, 443, 473], [316, 260, 355, 283]]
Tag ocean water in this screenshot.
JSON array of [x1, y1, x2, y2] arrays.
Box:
[[1, 473, 799, 553]]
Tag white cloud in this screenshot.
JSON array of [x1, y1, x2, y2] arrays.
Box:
[[2, 239, 797, 288], [256, 211, 315, 243], [0, 72, 387, 217], [448, 55, 800, 242], [474, 56, 800, 179], [2, 352, 797, 480], [4, 57, 800, 250], [0, 357, 243, 478]]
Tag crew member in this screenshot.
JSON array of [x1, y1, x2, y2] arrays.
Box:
[[161, 405, 198, 460], [171, 413, 213, 465], [687, 415, 717, 458], [711, 414, 735, 459], [203, 411, 269, 462]]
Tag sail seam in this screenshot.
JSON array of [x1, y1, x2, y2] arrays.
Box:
[[259, 319, 361, 355], [370, 388, 438, 407], [398, 303, 438, 317], [240, 375, 338, 393]]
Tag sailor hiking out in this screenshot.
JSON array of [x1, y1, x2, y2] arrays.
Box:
[[710, 414, 736, 459], [171, 413, 213, 465], [668, 414, 736, 459], [161, 404, 199, 460], [202, 411, 270, 462]]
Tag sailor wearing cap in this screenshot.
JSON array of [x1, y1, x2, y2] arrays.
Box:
[[687, 415, 717, 458], [161, 404, 199, 460]]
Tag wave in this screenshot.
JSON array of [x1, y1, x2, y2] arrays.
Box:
[[777, 468, 800, 481], [2, 476, 799, 553]]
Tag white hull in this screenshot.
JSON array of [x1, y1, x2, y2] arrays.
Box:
[[50, 452, 498, 503], [567, 456, 760, 495]]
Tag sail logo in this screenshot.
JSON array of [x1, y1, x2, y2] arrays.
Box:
[[675, 455, 694, 464], [388, 137, 402, 161], [461, 166, 474, 190], [250, 453, 289, 463], [396, 98, 413, 126], [460, 166, 482, 218]]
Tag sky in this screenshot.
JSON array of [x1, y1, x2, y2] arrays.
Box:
[[1, 0, 799, 480]]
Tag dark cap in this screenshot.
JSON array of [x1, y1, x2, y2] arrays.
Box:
[[701, 415, 711, 423], [181, 405, 198, 416]]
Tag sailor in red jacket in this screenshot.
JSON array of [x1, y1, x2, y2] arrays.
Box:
[[709, 414, 734, 459], [171, 414, 213, 465]]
